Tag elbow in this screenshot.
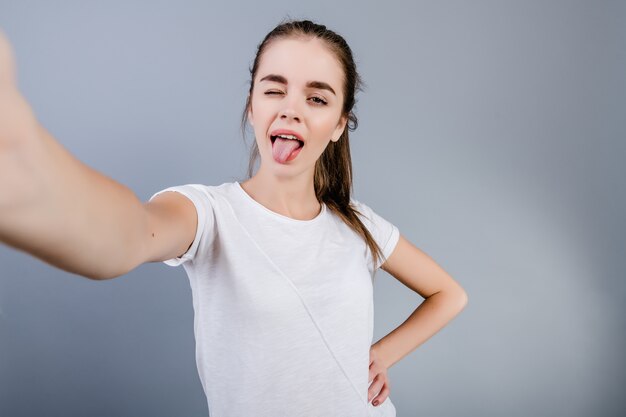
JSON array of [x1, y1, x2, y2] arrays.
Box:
[[442, 285, 468, 311], [429, 286, 468, 312], [455, 287, 469, 310], [83, 265, 127, 281], [89, 273, 116, 281], [90, 250, 142, 281], [93, 267, 130, 281], [459, 291, 469, 309], [82, 271, 114, 281], [58, 266, 114, 281]]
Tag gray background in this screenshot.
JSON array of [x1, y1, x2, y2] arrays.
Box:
[[1, 1, 624, 416]]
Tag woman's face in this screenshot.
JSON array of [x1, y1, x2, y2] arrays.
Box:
[[248, 37, 348, 175]]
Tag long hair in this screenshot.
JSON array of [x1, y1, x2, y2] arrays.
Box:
[[239, 18, 387, 271]]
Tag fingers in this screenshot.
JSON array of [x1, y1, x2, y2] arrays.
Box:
[[371, 383, 390, 406], [367, 374, 384, 402], [368, 347, 391, 407], [368, 373, 391, 406], [0, 28, 16, 87]]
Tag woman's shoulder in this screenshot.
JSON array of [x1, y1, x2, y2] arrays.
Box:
[[349, 196, 374, 218], [348, 196, 398, 233], [149, 181, 239, 210]]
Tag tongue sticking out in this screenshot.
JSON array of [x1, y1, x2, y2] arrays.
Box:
[[272, 137, 303, 163]]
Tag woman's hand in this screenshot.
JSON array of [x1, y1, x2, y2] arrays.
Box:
[[368, 345, 391, 406], [0, 28, 43, 212], [0, 28, 38, 152], [0, 28, 16, 87]]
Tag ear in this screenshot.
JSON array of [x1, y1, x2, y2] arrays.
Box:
[[245, 94, 254, 126], [331, 114, 348, 142]]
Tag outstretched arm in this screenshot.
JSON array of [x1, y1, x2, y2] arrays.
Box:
[[0, 30, 196, 280]]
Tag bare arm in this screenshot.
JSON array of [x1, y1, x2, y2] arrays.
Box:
[[0, 124, 151, 280], [0, 30, 197, 280]]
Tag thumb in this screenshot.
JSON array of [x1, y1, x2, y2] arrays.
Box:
[[0, 29, 17, 88]]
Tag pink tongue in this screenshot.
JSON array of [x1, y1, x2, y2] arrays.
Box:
[[272, 137, 302, 163]]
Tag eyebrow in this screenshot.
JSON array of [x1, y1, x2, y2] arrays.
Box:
[[259, 73, 337, 96]]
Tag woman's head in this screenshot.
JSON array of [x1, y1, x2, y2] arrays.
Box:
[[240, 18, 387, 270], [241, 19, 362, 181], [247, 36, 348, 175]]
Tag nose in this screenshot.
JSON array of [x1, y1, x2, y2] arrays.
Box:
[[280, 108, 301, 123], [279, 99, 301, 122]]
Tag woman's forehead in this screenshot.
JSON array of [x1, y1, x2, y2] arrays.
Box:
[[256, 38, 344, 91]]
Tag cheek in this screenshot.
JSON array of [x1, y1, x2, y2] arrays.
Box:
[[316, 119, 341, 139]]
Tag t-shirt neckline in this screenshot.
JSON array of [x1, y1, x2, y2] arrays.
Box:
[[234, 181, 327, 224]]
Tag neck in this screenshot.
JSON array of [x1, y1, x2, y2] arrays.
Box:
[[240, 167, 321, 221]]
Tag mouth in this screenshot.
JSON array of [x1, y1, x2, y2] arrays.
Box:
[[270, 135, 305, 148], [270, 134, 305, 163]]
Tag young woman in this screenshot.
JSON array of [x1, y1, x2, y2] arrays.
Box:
[[0, 19, 468, 417]]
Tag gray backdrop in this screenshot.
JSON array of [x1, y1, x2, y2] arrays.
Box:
[[1, 1, 624, 416]]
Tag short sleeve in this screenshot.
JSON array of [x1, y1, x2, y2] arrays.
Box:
[[351, 198, 400, 271], [148, 184, 213, 267]]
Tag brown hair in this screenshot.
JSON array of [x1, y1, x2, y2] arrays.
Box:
[[239, 18, 388, 271]]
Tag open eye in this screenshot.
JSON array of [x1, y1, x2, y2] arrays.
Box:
[[309, 96, 328, 105]]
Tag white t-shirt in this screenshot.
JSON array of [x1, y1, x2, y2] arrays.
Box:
[[149, 181, 400, 417]]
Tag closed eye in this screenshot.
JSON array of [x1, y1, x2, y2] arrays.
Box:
[[264, 91, 328, 106]]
